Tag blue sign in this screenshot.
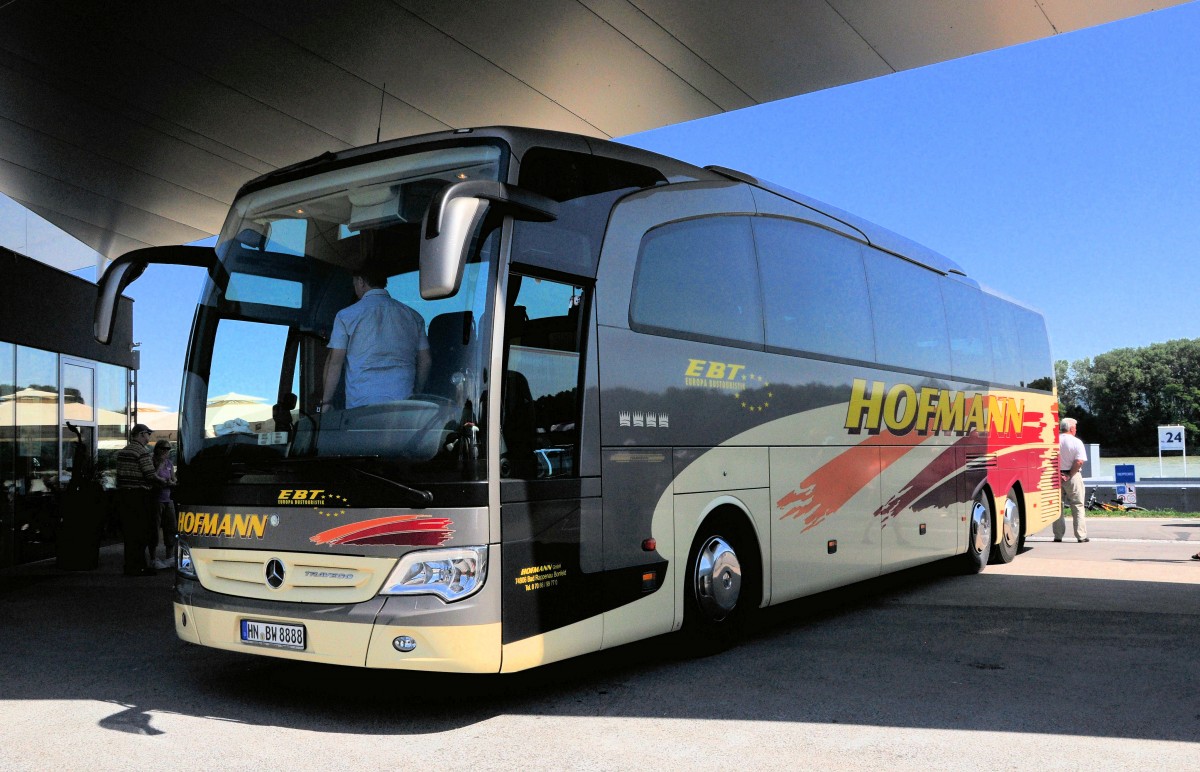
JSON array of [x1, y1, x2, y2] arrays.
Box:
[[1115, 464, 1136, 483]]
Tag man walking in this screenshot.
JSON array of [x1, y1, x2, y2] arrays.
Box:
[[116, 423, 160, 575], [1056, 417, 1089, 543]]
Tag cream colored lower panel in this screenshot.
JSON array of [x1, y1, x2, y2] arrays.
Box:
[[366, 622, 501, 673], [501, 617, 603, 673], [879, 445, 960, 570], [602, 576, 675, 650], [673, 446, 769, 494], [174, 602, 201, 643], [770, 446, 883, 603], [186, 604, 374, 667]]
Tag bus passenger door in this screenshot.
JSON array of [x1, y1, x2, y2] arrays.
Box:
[[497, 272, 605, 669]]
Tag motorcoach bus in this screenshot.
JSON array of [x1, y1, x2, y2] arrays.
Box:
[[95, 126, 1059, 672]]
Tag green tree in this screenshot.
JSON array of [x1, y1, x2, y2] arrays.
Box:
[[1055, 357, 1098, 440], [1081, 339, 1200, 454], [1055, 358, 1091, 416]]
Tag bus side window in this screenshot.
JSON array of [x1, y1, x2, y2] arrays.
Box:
[[864, 247, 953, 377], [752, 217, 874, 362], [501, 274, 585, 479], [630, 216, 763, 347], [1014, 307, 1053, 391], [941, 280, 994, 384], [985, 294, 1023, 387]]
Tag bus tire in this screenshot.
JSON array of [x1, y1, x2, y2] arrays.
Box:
[[989, 491, 1021, 564], [681, 515, 757, 655], [959, 492, 993, 574]]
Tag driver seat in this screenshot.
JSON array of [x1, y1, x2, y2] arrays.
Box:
[[424, 311, 475, 398]]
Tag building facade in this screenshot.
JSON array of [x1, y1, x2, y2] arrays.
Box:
[[1, 247, 136, 567]]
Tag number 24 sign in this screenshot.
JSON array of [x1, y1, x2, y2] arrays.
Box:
[[1159, 425, 1185, 451]]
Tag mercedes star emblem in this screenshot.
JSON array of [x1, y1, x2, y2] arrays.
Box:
[[265, 558, 286, 589]]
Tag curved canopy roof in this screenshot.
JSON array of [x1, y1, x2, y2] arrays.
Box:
[[0, 0, 1182, 269]]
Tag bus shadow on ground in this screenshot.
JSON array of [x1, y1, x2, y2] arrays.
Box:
[[2, 550, 1197, 743]]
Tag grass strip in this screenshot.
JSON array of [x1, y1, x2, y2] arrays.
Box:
[[1076, 508, 1200, 518]]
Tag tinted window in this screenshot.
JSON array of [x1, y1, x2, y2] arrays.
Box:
[[864, 249, 951, 375], [985, 294, 1023, 386], [752, 218, 874, 362], [631, 217, 763, 346], [226, 273, 303, 308], [940, 280, 994, 383], [519, 147, 665, 202], [264, 218, 307, 255], [502, 274, 585, 479], [1, 342, 12, 568], [96, 362, 129, 491], [1015, 307, 1053, 391], [13, 346, 59, 563], [516, 148, 667, 275]]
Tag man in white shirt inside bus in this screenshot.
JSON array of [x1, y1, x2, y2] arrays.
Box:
[[320, 271, 431, 411], [1056, 417, 1089, 543]]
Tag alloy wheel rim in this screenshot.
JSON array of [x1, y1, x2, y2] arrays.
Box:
[[695, 535, 742, 621], [971, 500, 991, 555], [1002, 497, 1019, 548]]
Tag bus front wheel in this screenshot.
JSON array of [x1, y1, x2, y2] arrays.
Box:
[[682, 518, 756, 654]]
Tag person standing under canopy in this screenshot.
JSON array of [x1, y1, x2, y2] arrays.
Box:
[[116, 424, 160, 576]]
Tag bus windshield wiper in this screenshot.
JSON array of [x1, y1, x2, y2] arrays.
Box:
[[340, 463, 434, 506]]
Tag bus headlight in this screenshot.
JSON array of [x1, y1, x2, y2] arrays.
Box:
[[380, 546, 487, 602], [177, 539, 198, 580]]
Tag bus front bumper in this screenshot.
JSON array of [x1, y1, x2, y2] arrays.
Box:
[[174, 581, 502, 673]]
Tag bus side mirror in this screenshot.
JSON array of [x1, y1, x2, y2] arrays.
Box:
[[94, 245, 221, 344], [420, 181, 558, 300]]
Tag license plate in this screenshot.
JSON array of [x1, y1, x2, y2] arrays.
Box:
[[240, 619, 306, 650]]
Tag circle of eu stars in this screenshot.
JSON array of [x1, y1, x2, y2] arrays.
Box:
[[315, 493, 351, 518], [737, 373, 773, 412]]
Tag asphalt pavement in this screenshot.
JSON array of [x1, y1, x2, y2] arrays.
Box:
[[1, 518, 1197, 771]]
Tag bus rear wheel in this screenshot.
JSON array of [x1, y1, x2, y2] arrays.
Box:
[[989, 493, 1020, 564], [959, 493, 992, 574], [682, 520, 755, 654]]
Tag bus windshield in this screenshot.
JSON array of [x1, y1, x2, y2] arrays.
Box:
[[179, 143, 505, 484]]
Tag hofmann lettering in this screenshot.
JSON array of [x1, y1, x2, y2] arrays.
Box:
[[176, 511, 270, 539], [844, 378, 1025, 437]]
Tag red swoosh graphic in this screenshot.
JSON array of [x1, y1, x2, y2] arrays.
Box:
[[781, 401, 1056, 534], [875, 440, 965, 524], [885, 408, 1057, 523], [310, 515, 454, 547], [777, 432, 929, 532]]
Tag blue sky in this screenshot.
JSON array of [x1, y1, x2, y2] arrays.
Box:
[[99, 2, 1200, 408]]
